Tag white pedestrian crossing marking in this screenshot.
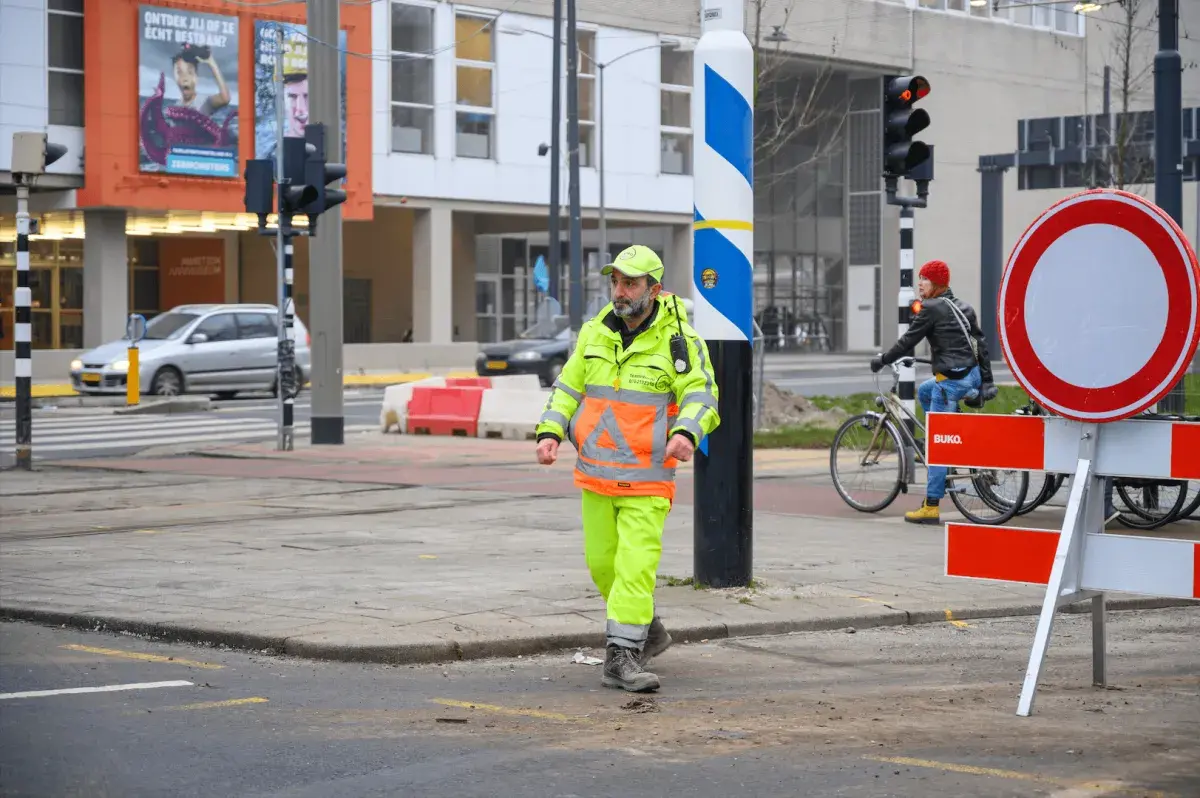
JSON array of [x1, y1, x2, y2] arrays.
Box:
[[0, 415, 279, 453]]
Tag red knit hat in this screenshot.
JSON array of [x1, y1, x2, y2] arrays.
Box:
[[919, 260, 950, 286]]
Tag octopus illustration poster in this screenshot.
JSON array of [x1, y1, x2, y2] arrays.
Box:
[[253, 21, 347, 162], [137, 5, 240, 177]]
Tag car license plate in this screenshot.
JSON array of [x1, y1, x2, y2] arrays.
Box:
[[81, 372, 101, 385], [486, 360, 507, 370]]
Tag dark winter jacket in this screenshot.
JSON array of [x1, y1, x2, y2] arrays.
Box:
[[880, 288, 994, 385]]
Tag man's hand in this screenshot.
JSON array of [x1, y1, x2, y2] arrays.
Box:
[[536, 437, 559, 465], [665, 433, 695, 463], [981, 382, 999, 401], [870, 355, 884, 373]]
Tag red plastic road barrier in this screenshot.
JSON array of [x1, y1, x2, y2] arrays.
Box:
[[446, 377, 492, 388], [406, 386, 485, 436]]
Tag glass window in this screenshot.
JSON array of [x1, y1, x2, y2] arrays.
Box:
[[131, 269, 160, 313], [47, 2, 84, 127], [455, 14, 496, 159], [236, 312, 277, 339], [58, 267, 83, 310], [577, 30, 596, 167], [390, 3, 436, 155], [194, 313, 237, 342], [660, 46, 693, 175], [144, 311, 199, 340]]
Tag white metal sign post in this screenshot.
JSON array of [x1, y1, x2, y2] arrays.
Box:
[[926, 188, 1200, 717]]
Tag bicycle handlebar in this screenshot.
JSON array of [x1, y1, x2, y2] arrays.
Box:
[[897, 356, 931, 367]]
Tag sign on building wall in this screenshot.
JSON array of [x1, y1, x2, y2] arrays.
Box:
[[159, 238, 226, 310], [253, 20, 347, 162], [136, 5, 241, 178]]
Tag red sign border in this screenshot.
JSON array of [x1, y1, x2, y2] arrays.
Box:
[[999, 189, 1200, 423]]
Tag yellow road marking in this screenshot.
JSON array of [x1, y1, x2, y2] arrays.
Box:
[[419, 554, 438, 559], [60, 644, 223, 670], [865, 756, 1176, 797], [693, 219, 754, 231], [431, 698, 581, 723], [124, 697, 268, 715], [944, 609, 971, 629], [850, 595, 891, 605]]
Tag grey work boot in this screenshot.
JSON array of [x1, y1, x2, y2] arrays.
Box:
[[602, 645, 660, 693], [639, 616, 673, 665]]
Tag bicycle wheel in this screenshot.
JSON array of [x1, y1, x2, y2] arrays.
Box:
[[1015, 472, 1066, 515], [947, 466, 1029, 525], [1178, 481, 1200, 521], [1115, 479, 1188, 530], [830, 412, 905, 513]]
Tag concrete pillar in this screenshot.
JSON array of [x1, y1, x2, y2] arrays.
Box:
[[82, 209, 128, 348], [668, 222, 693, 299], [412, 206, 453, 343], [451, 212, 477, 342]]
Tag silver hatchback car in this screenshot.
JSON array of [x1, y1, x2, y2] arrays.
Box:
[[69, 303, 311, 399]]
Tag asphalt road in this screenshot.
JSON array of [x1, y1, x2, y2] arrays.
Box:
[[0, 390, 386, 467], [2, 608, 1197, 797]]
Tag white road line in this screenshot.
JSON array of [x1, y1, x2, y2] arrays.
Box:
[[0, 680, 194, 700]]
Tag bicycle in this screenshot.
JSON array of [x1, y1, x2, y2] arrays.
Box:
[[829, 357, 1029, 524]]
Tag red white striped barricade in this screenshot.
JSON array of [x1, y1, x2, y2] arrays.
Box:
[[927, 188, 1200, 717]]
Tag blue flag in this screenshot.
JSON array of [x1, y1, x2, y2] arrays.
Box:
[[533, 255, 550, 293]]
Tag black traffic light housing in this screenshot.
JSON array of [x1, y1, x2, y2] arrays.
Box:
[[883, 75, 932, 179], [301, 123, 347, 235], [243, 159, 275, 228]]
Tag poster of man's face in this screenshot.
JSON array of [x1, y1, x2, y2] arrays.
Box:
[[253, 21, 347, 161], [137, 6, 240, 177]]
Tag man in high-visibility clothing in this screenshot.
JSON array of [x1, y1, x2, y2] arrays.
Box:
[[535, 245, 720, 693]]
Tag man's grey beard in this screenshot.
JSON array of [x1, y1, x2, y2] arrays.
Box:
[[613, 289, 652, 318]]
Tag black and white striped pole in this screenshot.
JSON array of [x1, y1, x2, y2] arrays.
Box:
[[897, 207, 917, 445], [13, 182, 32, 469], [10, 132, 67, 470]]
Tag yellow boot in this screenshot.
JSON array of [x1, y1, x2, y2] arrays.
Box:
[[905, 499, 941, 525]]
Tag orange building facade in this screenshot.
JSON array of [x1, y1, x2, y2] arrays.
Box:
[[0, 0, 372, 357]]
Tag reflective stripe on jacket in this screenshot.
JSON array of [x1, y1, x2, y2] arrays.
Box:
[[535, 294, 721, 500]]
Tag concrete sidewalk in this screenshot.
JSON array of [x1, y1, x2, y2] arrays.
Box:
[[1, 436, 1195, 665]]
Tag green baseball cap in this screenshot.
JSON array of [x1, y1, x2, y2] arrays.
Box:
[[601, 245, 665, 283]]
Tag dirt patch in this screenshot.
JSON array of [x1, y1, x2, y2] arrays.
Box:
[[757, 381, 849, 430]]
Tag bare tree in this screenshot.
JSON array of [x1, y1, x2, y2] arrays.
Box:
[[749, 0, 850, 190], [1095, 0, 1155, 190]]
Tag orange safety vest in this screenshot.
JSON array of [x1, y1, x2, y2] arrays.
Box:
[[567, 384, 680, 501]]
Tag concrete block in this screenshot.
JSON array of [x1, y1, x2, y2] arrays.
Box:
[[477, 389, 550, 441], [486, 374, 543, 392], [379, 376, 445, 432]]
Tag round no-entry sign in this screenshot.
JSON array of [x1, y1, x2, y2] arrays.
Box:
[[999, 188, 1200, 423]]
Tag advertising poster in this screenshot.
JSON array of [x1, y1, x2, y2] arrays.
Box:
[[253, 21, 347, 162], [137, 5, 240, 177]]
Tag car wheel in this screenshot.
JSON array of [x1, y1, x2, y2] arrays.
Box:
[[151, 367, 183, 397]]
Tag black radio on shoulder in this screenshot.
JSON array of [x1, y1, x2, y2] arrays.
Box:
[[670, 296, 691, 374]]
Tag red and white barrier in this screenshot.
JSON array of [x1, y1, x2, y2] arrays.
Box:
[[946, 523, 1200, 600], [926, 188, 1200, 718], [380, 374, 548, 438], [927, 413, 1200, 480]]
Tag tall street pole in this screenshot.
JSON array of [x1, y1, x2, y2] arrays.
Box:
[[565, 0, 583, 332], [13, 182, 32, 469], [273, 25, 292, 451], [598, 62, 607, 265], [548, 0, 564, 303], [1154, 0, 1185, 412], [692, 0, 754, 588], [308, 0, 345, 444]]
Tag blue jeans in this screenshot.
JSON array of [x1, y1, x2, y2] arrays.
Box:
[[919, 366, 982, 501]]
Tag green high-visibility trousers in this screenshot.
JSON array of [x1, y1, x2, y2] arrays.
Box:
[[581, 489, 672, 649]]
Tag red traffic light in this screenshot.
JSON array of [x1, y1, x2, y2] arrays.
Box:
[[886, 75, 931, 106]]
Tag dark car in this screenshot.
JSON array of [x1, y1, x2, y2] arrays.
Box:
[[476, 315, 570, 387]]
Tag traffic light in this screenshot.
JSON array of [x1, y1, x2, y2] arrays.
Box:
[[883, 75, 931, 179], [243, 159, 275, 227], [11, 132, 67, 175], [300, 123, 346, 234], [303, 157, 346, 233]]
